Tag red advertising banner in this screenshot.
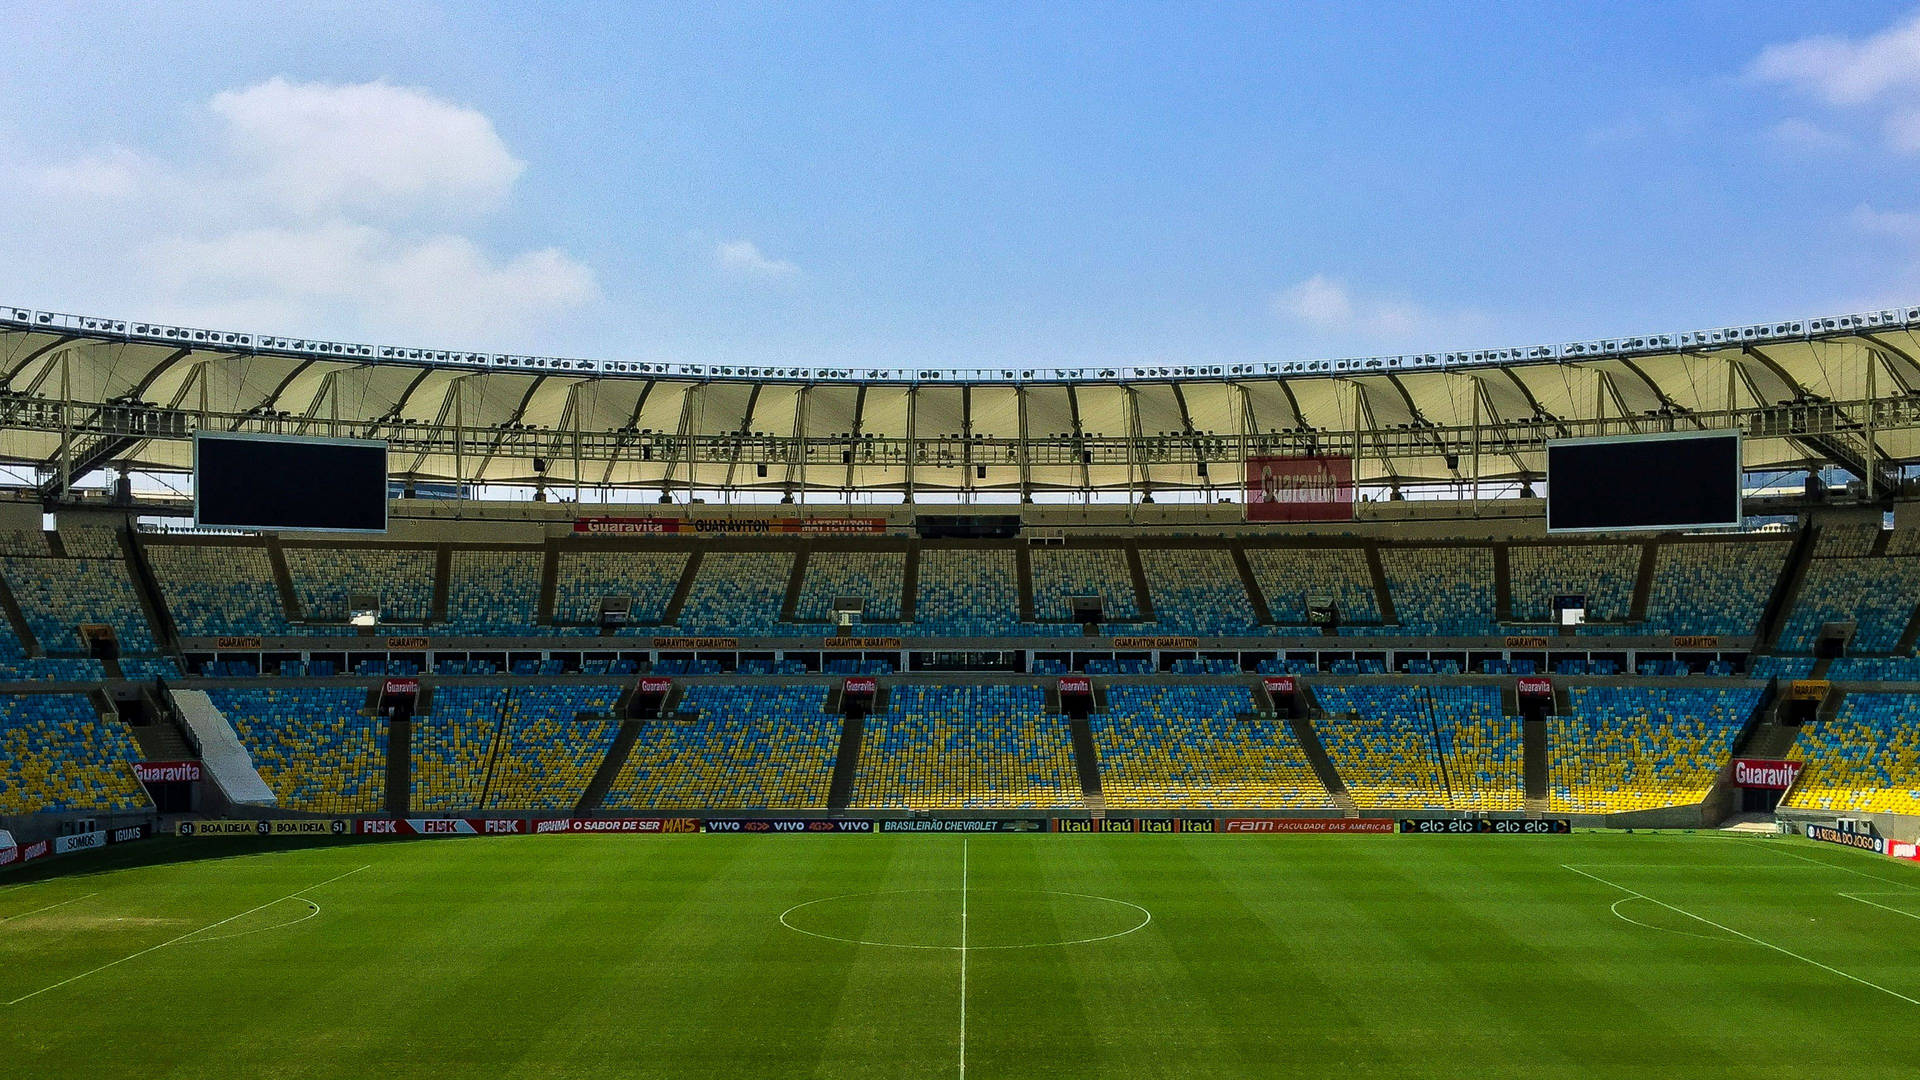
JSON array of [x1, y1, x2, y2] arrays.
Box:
[[382, 678, 420, 696], [1731, 759, 1804, 790], [1262, 676, 1296, 696], [530, 818, 700, 834], [1222, 818, 1396, 833], [1245, 455, 1356, 523], [1517, 677, 1553, 697], [638, 677, 673, 695], [573, 517, 887, 536], [134, 761, 202, 783], [1058, 676, 1093, 695], [843, 676, 879, 695]]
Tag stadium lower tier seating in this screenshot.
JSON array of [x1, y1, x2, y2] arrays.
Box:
[[1312, 684, 1523, 810], [210, 687, 389, 814], [0, 694, 149, 814], [605, 685, 841, 809], [849, 685, 1082, 810], [1092, 686, 1331, 808], [480, 684, 628, 809], [1785, 693, 1920, 815], [1547, 685, 1760, 814]]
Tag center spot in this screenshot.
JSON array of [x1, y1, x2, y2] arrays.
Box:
[[781, 888, 1150, 950]]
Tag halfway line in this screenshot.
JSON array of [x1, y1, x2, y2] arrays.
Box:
[[4, 864, 369, 1006], [1562, 863, 1920, 1007], [958, 838, 968, 1080]]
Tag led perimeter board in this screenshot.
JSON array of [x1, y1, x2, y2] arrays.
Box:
[[194, 431, 389, 533], [1545, 429, 1742, 533]]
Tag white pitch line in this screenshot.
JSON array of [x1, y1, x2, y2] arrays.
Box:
[[0, 893, 97, 923], [1563, 863, 1920, 1007], [3, 864, 368, 1007], [958, 838, 968, 1080], [1765, 844, 1920, 890], [1841, 893, 1920, 922]]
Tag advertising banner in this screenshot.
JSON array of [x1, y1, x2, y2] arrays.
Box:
[[651, 637, 738, 650], [1516, 677, 1553, 698], [1055, 818, 1194, 833], [1503, 636, 1550, 649], [842, 677, 879, 695], [574, 516, 889, 536], [702, 819, 875, 833], [52, 830, 106, 855], [1245, 455, 1356, 523], [1788, 680, 1831, 702], [177, 819, 349, 837], [0, 829, 14, 866], [1058, 676, 1093, 696], [213, 636, 264, 650], [1671, 635, 1720, 649], [108, 823, 151, 845], [1806, 823, 1885, 853], [1221, 818, 1396, 834], [638, 677, 673, 695], [1109, 636, 1198, 649], [134, 761, 203, 783], [878, 819, 1049, 833], [381, 678, 420, 696], [1399, 819, 1571, 834], [529, 818, 700, 834], [823, 638, 903, 651], [1262, 676, 1296, 696], [1731, 759, 1804, 790]]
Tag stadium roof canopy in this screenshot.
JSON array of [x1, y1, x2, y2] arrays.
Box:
[[3, 303, 1919, 499]]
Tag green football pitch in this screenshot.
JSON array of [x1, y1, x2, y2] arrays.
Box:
[[3, 831, 1918, 1079]]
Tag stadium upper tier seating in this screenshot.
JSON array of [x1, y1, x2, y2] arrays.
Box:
[[1244, 545, 1380, 627], [606, 684, 841, 809], [796, 550, 905, 622], [283, 545, 435, 626], [849, 685, 1081, 809], [1779, 555, 1920, 654], [0, 694, 148, 814], [912, 547, 1021, 635], [1507, 543, 1639, 625], [552, 550, 688, 629], [1548, 685, 1760, 813], [677, 551, 793, 635], [1641, 539, 1789, 637], [1376, 547, 1496, 637], [444, 549, 543, 635], [2, 545, 157, 654], [1784, 693, 1920, 815], [146, 542, 291, 636], [1139, 548, 1259, 635], [1092, 685, 1331, 808], [1031, 547, 1139, 622]]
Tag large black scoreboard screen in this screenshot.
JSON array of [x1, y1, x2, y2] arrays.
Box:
[[1546, 430, 1741, 533], [194, 432, 389, 533]]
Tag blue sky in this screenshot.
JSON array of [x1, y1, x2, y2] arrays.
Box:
[[3, 2, 1920, 370]]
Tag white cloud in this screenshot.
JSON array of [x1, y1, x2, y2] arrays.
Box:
[[3, 78, 593, 347], [1765, 117, 1849, 152], [713, 239, 799, 279], [1750, 14, 1920, 106], [1850, 203, 1920, 242], [208, 77, 524, 217], [1751, 13, 1920, 153], [1272, 275, 1444, 342], [142, 221, 597, 343]]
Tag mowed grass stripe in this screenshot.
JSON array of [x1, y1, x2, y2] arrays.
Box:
[[4, 833, 1920, 1079]]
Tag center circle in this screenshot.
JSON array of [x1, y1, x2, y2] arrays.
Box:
[[779, 888, 1151, 951]]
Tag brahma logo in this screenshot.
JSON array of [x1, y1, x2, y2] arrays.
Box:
[[534, 819, 572, 834]]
